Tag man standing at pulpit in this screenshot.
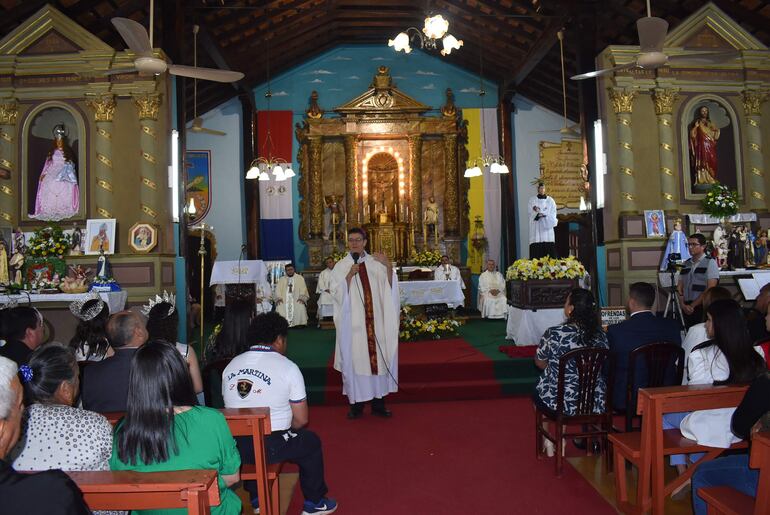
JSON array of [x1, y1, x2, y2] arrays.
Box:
[[331, 228, 399, 420], [274, 264, 309, 328], [528, 182, 558, 259], [434, 255, 465, 308], [478, 260, 507, 319]]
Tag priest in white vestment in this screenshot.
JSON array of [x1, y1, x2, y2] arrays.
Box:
[[274, 263, 309, 327], [331, 227, 399, 419], [478, 259, 507, 319], [316, 257, 335, 322], [434, 255, 465, 308], [528, 182, 558, 259]]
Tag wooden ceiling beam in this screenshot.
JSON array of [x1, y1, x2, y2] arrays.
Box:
[[505, 16, 564, 89]]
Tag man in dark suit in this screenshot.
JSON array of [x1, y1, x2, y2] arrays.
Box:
[[607, 282, 682, 411], [81, 311, 147, 412]]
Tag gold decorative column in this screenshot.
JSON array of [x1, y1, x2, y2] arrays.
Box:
[[408, 135, 422, 228], [308, 136, 324, 238], [652, 88, 679, 212], [608, 87, 638, 213], [742, 89, 768, 210], [0, 100, 18, 224], [442, 133, 458, 235], [343, 135, 358, 224], [133, 93, 161, 222], [86, 95, 116, 219]]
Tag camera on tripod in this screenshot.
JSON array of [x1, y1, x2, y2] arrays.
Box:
[[666, 253, 682, 272]]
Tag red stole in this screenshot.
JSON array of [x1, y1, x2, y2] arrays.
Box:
[[357, 262, 378, 374]]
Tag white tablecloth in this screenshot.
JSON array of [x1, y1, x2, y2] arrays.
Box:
[[687, 213, 757, 224], [506, 306, 564, 346], [0, 291, 128, 313], [399, 280, 464, 307]]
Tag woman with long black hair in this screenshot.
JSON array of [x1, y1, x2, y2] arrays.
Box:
[[68, 294, 112, 361], [109, 339, 241, 515], [204, 299, 254, 364]]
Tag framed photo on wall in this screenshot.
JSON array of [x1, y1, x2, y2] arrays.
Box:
[[128, 222, 158, 253], [85, 218, 116, 255], [644, 210, 666, 238]]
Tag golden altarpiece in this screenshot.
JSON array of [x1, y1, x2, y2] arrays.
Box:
[[0, 6, 175, 340], [295, 67, 469, 268]]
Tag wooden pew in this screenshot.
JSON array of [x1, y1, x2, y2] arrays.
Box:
[[221, 407, 284, 515], [68, 469, 219, 515], [698, 431, 770, 515], [609, 384, 749, 515]]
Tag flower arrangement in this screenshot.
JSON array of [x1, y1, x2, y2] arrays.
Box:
[[26, 225, 71, 258], [702, 183, 739, 219], [505, 255, 586, 281], [399, 305, 462, 341], [328, 249, 347, 263], [411, 249, 442, 267]]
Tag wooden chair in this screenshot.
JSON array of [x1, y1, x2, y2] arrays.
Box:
[[610, 384, 750, 515], [222, 407, 284, 515], [68, 469, 219, 515], [624, 342, 684, 432], [698, 431, 770, 515], [534, 347, 615, 476]]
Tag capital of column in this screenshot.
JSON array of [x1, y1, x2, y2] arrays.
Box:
[[608, 88, 637, 114], [86, 94, 116, 122], [652, 88, 679, 116], [0, 100, 18, 125], [741, 89, 768, 117], [133, 93, 162, 121]]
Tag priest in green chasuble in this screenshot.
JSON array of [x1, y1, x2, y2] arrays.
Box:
[[331, 227, 399, 419]]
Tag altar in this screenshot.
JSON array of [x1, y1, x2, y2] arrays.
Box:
[[506, 306, 564, 346], [399, 280, 464, 307]]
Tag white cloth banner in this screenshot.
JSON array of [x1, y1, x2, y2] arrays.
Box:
[[0, 291, 127, 313], [210, 260, 267, 286], [399, 280, 464, 306], [258, 175, 293, 219], [482, 107, 502, 267], [506, 306, 565, 346], [687, 213, 757, 224]]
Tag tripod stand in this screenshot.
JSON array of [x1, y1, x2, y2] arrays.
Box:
[[662, 266, 685, 330]]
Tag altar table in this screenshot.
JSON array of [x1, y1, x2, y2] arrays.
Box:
[[399, 280, 464, 307], [506, 306, 565, 346], [0, 291, 128, 313]]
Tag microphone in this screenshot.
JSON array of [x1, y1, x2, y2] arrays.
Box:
[[351, 252, 360, 264]]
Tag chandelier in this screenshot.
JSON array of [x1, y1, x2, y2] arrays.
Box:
[[463, 85, 509, 178], [388, 14, 463, 56]]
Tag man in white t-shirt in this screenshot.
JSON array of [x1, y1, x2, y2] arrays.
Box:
[[222, 312, 337, 515]]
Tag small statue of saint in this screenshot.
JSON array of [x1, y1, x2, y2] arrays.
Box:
[[70, 224, 83, 255], [728, 225, 746, 270], [96, 247, 112, 280], [0, 238, 8, 285], [9, 244, 24, 285], [745, 226, 756, 268], [30, 124, 80, 221], [424, 197, 439, 227], [660, 219, 690, 270], [755, 230, 768, 267]]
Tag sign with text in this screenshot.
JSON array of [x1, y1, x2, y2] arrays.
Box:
[[601, 306, 628, 329], [538, 139, 585, 209]]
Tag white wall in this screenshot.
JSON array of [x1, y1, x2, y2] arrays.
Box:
[[512, 96, 566, 258], [186, 97, 246, 261]]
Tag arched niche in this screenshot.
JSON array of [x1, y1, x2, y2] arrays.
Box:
[[20, 101, 88, 222]]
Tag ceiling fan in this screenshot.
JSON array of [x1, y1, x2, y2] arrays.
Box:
[[109, 0, 244, 83], [531, 30, 581, 138], [571, 0, 739, 80], [189, 25, 226, 136]]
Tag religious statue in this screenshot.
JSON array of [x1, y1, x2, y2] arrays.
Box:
[[96, 247, 112, 280], [441, 88, 457, 118], [423, 196, 439, 247], [745, 226, 756, 268], [69, 224, 83, 255], [9, 244, 23, 285], [323, 195, 344, 242], [89, 222, 110, 253], [755, 230, 768, 267], [728, 225, 747, 270], [689, 106, 720, 186], [660, 219, 690, 270], [30, 124, 80, 221], [0, 238, 8, 286], [306, 90, 323, 119], [712, 224, 730, 269]]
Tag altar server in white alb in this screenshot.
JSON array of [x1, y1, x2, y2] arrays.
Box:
[[478, 259, 507, 319], [331, 227, 399, 420], [528, 182, 558, 259], [274, 263, 309, 327], [434, 254, 465, 308], [316, 257, 336, 324]]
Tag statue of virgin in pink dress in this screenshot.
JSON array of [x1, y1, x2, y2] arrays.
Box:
[[30, 124, 79, 221]]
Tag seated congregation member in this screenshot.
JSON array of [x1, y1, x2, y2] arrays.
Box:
[[110, 340, 242, 515], [205, 299, 254, 364], [82, 310, 147, 412], [223, 312, 338, 515], [691, 371, 770, 514], [0, 356, 91, 515], [534, 288, 608, 454], [663, 299, 766, 496], [680, 286, 731, 379], [746, 282, 770, 343], [478, 259, 507, 320], [677, 233, 720, 329], [68, 291, 113, 362], [274, 263, 309, 328], [144, 292, 204, 400], [607, 282, 682, 411], [0, 306, 45, 366]]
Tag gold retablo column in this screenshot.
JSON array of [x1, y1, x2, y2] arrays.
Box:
[[742, 89, 768, 211], [0, 100, 18, 224], [609, 87, 638, 214], [408, 134, 422, 228], [308, 136, 324, 237], [134, 93, 161, 222], [652, 88, 679, 212], [442, 133, 458, 235], [86, 94, 116, 219], [343, 135, 358, 224]]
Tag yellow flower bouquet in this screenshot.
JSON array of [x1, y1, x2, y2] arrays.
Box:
[[505, 256, 586, 281]]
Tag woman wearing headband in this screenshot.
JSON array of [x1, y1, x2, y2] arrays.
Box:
[[68, 292, 112, 362]]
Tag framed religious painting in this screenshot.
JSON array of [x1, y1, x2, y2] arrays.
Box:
[[184, 150, 211, 226], [85, 218, 116, 255], [644, 210, 666, 238], [680, 95, 742, 201], [128, 222, 158, 254]]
